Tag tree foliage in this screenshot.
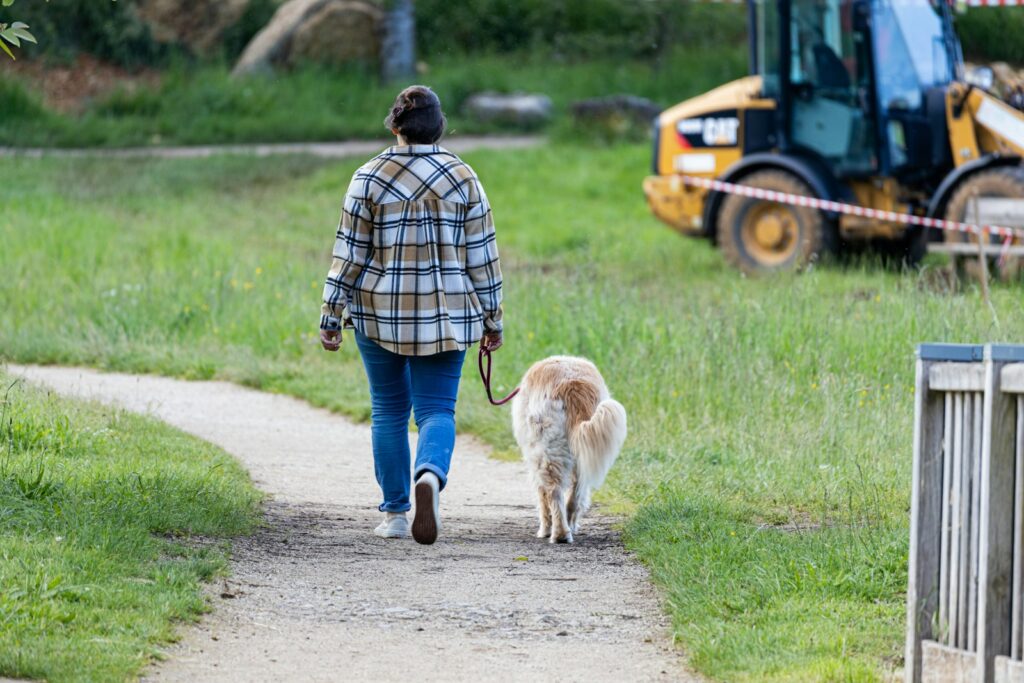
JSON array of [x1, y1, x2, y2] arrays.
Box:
[[1, 0, 38, 60]]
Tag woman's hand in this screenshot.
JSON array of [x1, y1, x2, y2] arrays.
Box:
[[481, 331, 503, 352], [320, 329, 342, 352]]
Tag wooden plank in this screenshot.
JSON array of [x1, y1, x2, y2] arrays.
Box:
[[977, 356, 1019, 683], [922, 640, 978, 682], [975, 199, 1024, 228], [932, 364, 987, 392], [908, 359, 951, 683], [1002, 366, 1024, 395], [942, 392, 955, 642], [994, 655, 1024, 683], [971, 393, 985, 652], [952, 392, 965, 646], [927, 244, 1024, 257], [1012, 395, 1024, 661], [959, 393, 974, 649]]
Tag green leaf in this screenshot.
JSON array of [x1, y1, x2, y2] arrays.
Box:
[[1, 0, 15, 7], [12, 27, 35, 44], [10, 21, 28, 28], [0, 39, 14, 60], [1, 29, 21, 48]]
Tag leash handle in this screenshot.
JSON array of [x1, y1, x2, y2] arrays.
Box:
[[478, 345, 520, 406]]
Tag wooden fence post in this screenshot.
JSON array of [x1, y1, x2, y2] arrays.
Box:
[[977, 346, 1019, 683], [907, 352, 947, 683]]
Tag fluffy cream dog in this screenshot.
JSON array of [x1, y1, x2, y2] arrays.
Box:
[[511, 356, 627, 543]]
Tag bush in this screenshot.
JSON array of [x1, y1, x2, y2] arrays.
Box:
[[8, 0, 170, 67], [956, 7, 1024, 65], [415, 0, 747, 59], [0, 79, 47, 120]]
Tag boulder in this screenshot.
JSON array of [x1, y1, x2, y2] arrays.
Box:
[[462, 92, 553, 128], [571, 95, 661, 125], [134, 0, 251, 57], [570, 94, 662, 140], [232, 0, 381, 77], [290, 1, 382, 68]]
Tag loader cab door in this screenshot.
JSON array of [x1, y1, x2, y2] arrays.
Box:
[[870, 0, 957, 179], [776, 0, 879, 177]]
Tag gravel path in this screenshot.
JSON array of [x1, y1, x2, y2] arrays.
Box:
[[0, 135, 541, 160], [7, 365, 696, 683]]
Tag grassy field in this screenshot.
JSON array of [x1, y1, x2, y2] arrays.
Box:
[[0, 372, 261, 682], [0, 46, 745, 147], [2, 143, 1022, 681]]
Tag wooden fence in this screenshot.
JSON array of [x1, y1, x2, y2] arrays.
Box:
[[907, 344, 1024, 683]]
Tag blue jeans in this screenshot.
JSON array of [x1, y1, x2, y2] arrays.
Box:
[[354, 331, 466, 512]]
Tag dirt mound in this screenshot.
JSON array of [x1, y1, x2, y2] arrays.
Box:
[[3, 54, 160, 113]]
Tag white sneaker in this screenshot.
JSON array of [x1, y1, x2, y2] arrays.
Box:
[[374, 512, 410, 539], [412, 472, 441, 545]]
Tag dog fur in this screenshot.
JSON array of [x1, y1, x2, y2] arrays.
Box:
[[511, 356, 627, 543]]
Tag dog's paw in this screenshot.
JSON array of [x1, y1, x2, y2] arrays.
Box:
[[550, 533, 573, 544], [536, 526, 551, 539]]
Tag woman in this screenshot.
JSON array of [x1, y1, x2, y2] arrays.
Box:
[[319, 85, 504, 545]]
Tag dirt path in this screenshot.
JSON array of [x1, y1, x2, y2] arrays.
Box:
[[0, 135, 541, 160], [8, 365, 695, 683]]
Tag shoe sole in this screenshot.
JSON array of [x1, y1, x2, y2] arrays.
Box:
[[374, 528, 409, 539], [412, 480, 438, 545]]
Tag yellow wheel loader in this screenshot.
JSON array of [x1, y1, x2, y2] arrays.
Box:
[[643, 0, 1024, 274]]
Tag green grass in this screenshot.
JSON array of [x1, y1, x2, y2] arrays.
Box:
[[0, 373, 261, 682], [2, 143, 1022, 680], [0, 47, 745, 147]]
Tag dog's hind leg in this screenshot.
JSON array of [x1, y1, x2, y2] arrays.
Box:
[[536, 486, 552, 539], [569, 481, 590, 535], [549, 487, 573, 544], [565, 472, 578, 534]]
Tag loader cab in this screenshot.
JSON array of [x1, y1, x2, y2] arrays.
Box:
[[755, 0, 961, 182]]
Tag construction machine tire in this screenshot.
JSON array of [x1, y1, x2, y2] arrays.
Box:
[[717, 170, 836, 274], [943, 166, 1024, 280]]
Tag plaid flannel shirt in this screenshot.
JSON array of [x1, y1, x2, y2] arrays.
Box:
[[320, 144, 503, 356]]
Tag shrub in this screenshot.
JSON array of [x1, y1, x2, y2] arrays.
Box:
[[415, 0, 747, 59], [8, 0, 169, 68], [956, 7, 1024, 65], [0, 78, 47, 120]]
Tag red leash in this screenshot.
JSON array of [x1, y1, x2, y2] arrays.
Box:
[[478, 345, 519, 406]]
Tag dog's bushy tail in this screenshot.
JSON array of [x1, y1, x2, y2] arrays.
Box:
[[570, 397, 627, 491]]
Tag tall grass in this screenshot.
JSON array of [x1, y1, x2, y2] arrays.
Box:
[[0, 46, 746, 147], [2, 144, 1022, 680], [0, 374, 261, 682]]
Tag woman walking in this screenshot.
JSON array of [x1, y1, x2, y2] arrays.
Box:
[[319, 85, 504, 545]]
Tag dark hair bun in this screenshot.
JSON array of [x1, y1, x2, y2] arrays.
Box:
[[384, 85, 446, 144]]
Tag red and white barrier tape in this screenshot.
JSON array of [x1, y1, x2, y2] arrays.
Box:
[[960, 0, 1024, 6], [680, 174, 1024, 260], [685, 1, 1024, 5]]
